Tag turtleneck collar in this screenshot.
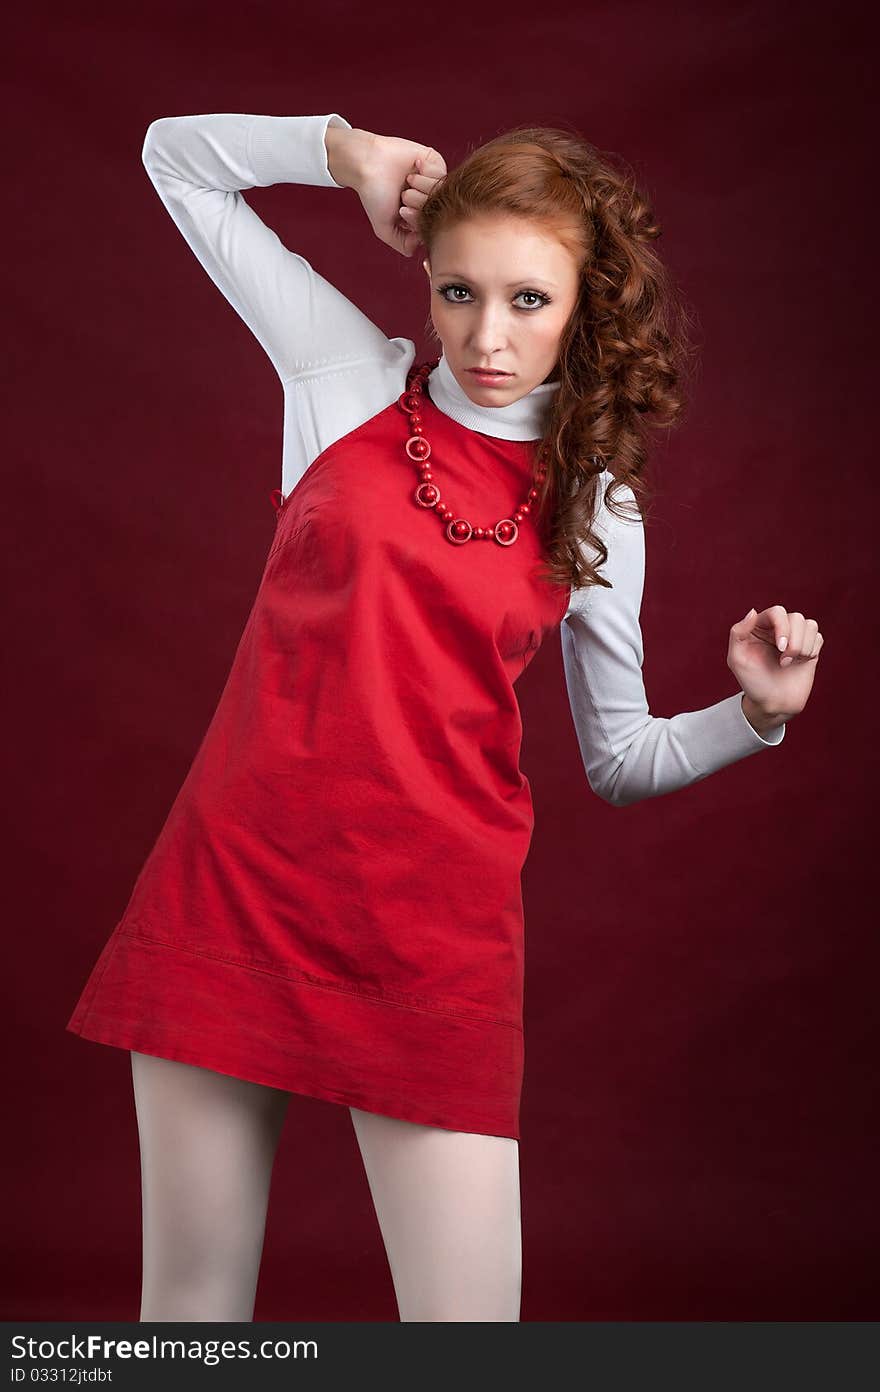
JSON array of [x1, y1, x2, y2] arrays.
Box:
[[426, 351, 560, 441]]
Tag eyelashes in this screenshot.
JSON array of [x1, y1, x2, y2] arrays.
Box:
[[435, 282, 552, 311]]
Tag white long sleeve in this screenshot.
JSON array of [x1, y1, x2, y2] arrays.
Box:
[[561, 477, 785, 807], [141, 112, 416, 493], [140, 111, 786, 808]]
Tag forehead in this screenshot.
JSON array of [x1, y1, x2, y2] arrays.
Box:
[[430, 216, 577, 285]]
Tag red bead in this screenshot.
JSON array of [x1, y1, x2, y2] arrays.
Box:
[[447, 518, 472, 544], [405, 435, 431, 461], [494, 519, 518, 546]]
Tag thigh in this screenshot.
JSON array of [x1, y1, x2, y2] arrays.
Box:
[[349, 1106, 521, 1322], [131, 1051, 290, 1320]]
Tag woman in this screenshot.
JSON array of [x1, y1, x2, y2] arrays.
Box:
[[66, 111, 822, 1322]]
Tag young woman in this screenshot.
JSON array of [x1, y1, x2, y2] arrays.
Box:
[[66, 111, 822, 1323]]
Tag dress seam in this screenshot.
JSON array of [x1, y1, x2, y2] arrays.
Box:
[[117, 925, 524, 1032]]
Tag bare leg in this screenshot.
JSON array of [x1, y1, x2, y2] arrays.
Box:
[[130, 1051, 289, 1321], [349, 1107, 522, 1321]]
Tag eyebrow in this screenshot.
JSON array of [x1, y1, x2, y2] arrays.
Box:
[[433, 272, 559, 290]]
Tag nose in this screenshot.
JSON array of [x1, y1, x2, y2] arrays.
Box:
[[466, 305, 509, 356]]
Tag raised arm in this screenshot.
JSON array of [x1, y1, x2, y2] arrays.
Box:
[[140, 112, 401, 384], [560, 476, 786, 808]]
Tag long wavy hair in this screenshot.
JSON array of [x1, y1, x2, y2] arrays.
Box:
[[416, 124, 699, 590]]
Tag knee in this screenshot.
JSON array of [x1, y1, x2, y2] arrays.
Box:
[[398, 1268, 521, 1322]]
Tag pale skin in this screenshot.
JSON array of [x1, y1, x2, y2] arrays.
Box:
[[325, 124, 824, 737]]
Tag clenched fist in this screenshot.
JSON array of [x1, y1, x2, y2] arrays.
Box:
[[355, 134, 448, 258]]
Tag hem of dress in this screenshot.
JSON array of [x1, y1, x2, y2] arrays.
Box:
[[65, 926, 523, 1141]]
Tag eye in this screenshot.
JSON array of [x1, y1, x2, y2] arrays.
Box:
[[435, 283, 552, 311], [437, 283, 473, 304], [514, 290, 551, 310]]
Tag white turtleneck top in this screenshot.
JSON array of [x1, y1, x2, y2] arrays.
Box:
[[140, 111, 786, 808]]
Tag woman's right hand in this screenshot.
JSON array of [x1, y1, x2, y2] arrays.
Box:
[[354, 133, 447, 258]]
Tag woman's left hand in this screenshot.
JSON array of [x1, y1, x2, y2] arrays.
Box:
[[727, 605, 824, 719]]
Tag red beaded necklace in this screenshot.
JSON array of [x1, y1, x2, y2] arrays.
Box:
[[399, 357, 548, 547]]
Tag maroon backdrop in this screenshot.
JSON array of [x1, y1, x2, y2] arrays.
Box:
[[5, 0, 875, 1320]]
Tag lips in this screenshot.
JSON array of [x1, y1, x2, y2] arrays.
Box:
[[467, 368, 511, 377]]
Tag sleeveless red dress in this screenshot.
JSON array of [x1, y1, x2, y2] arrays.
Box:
[[66, 364, 571, 1140]]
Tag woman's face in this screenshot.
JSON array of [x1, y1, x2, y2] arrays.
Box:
[[422, 214, 581, 403]]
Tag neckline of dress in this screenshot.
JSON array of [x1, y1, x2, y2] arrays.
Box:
[[425, 352, 560, 442]]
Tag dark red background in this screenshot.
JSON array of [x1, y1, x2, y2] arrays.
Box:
[[5, 0, 876, 1320]]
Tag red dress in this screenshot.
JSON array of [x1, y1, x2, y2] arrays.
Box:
[[66, 364, 571, 1140]]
